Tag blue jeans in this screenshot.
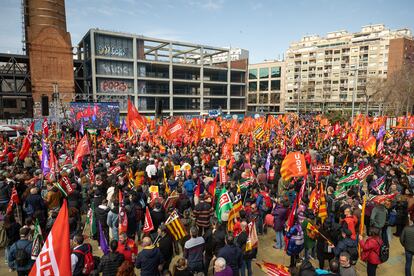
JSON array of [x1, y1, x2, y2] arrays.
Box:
[[275, 231, 285, 249], [241, 259, 252, 276], [406, 250, 413, 276]]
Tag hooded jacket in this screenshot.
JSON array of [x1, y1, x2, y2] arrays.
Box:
[[135, 245, 164, 276]]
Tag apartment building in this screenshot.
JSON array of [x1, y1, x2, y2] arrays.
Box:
[[77, 29, 247, 116], [285, 24, 413, 113], [247, 60, 285, 114]]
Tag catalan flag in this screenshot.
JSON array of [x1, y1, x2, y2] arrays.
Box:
[[318, 183, 328, 223], [253, 124, 265, 140], [165, 210, 187, 241], [227, 195, 243, 232]]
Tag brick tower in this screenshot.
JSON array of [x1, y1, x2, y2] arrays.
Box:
[[25, 0, 74, 118]]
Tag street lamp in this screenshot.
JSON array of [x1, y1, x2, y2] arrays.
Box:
[[350, 66, 358, 124]]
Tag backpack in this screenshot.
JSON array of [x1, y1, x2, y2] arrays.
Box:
[[73, 245, 94, 275], [376, 239, 389, 263], [23, 202, 34, 216], [15, 242, 30, 267], [345, 244, 359, 265], [387, 209, 397, 226], [0, 223, 8, 248]]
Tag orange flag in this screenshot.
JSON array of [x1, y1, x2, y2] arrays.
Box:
[[280, 151, 308, 180], [364, 136, 377, 156], [30, 200, 71, 276], [201, 120, 219, 139], [347, 132, 356, 147], [228, 131, 240, 145]]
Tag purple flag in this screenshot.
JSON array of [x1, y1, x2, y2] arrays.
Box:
[[265, 150, 271, 172], [376, 126, 385, 141], [121, 119, 127, 132], [79, 120, 84, 136], [41, 139, 50, 176], [369, 175, 386, 195], [98, 222, 109, 255]]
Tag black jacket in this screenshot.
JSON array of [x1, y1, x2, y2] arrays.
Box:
[[98, 251, 125, 276], [217, 244, 243, 276]]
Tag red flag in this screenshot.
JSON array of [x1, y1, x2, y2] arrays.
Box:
[[118, 191, 128, 234], [29, 200, 71, 276], [6, 186, 19, 215], [19, 122, 34, 160], [143, 207, 154, 233], [165, 118, 185, 141], [208, 175, 218, 205], [127, 99, 147, 134], [49, 148, 59, 178], [42, 118, 49, 137], [195, 177, 201, 198], [73, 135, 90, 171]]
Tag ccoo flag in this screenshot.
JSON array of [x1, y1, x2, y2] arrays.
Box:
[[29, 200, 71, 276]]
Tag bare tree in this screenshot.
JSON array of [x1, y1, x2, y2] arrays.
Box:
[[381, 64, 414, 116], [362, 76, 387, 115]]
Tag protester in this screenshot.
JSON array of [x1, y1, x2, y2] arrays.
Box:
[[217, 234, 243, 276], [214, 257, 233, 276], [135, 236, 164, 276], [7, 227, 33, 275], [2, 113, 413, 276], [338, 251, 357, 276], [359, 227, 383, 276], [98, 240, 125, 276]]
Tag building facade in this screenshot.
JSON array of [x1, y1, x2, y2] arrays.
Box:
[[247, 60, 285, 114], [77, 29, 247, 116], [24, 0, 75, 118], [285, 24, 412, 113]]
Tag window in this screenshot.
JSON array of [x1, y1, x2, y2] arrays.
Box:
[[248, 94, 257, 104], [259, 81, 269, 91], [259, 68, 269, 79], [249, 69, 257, 79], [258, 94, 268, 104], [249, 82, 257, 91], [270, 93, 280, 103], [271, 80, 281, 90], [3, 99, 17, 108], [271, 67, 281, 78]]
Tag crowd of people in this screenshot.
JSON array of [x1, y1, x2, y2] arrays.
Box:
[[0, 113, 414, 276]]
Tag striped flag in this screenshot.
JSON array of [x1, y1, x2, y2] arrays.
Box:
[[253, 124, 265, 140], [256, 261, 290, 276], [318, 183, 328, 223], [245, 221, 258, 252], [227, 194, 243, 232], [165, 210, 187, 241]]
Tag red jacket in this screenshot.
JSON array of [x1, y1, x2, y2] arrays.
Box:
[[359, 236, 382, 265], [343, 215, 358, 240]]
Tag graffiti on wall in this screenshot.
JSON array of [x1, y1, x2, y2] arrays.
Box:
[[99, 79, 132, 93], [98, 61, 132, 76], [97, 45, 129, 57]]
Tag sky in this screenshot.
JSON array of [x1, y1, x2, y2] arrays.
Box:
[[1, 0, 413, 63]]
